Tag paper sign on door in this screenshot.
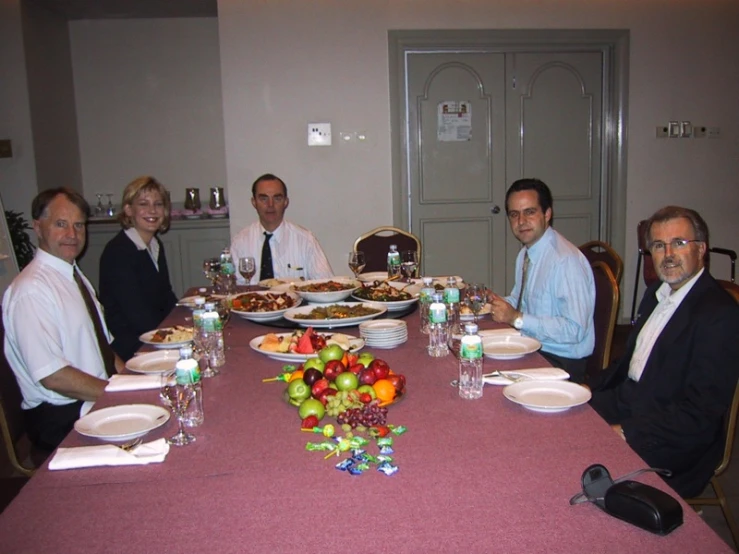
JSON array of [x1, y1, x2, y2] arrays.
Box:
[[437, 101, 471, 142]]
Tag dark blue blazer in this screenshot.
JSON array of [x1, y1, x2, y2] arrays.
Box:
[[99, 230, 178, 361], [589, 271, 739, 497]]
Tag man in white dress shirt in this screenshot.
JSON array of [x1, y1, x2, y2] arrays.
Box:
[[3, 188, 124, 451], [230, 173, 333, 284]]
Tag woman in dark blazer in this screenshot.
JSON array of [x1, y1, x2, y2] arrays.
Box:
[[99, 176, 178, 360]]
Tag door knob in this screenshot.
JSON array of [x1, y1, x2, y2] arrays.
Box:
[[491, 205, 501, 214]]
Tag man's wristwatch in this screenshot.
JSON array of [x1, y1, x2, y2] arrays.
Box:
[[513, 314, 524, 330]]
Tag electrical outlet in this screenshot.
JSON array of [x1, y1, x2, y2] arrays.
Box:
[[693, 126, 706, 138], [308, 123, 332, 146], [707, 127, 721, 139], [656, 126, 668, 138]]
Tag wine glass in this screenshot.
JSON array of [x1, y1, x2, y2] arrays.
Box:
[[159, 371, 196, 446], [464, 283, 487, 323], [400, 250, 419, 282], [105, 193, 116, 217], [203, 258, 221, 289], [348, 251, 366, 279], [94, 193, 105, 217], [239, 257, 256, 284], [199, 327, 220, 379]]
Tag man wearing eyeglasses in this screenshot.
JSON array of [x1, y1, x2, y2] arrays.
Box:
[[230, 173, 333, 284], [488, 178, 595, 383], [589, 206, 739, 497]]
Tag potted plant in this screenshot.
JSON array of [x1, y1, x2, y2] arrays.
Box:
[[4, 210, 35, 270]]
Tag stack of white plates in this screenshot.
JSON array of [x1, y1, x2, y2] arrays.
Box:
[[358, 319, 408, 349]]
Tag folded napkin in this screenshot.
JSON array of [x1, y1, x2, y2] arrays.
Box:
[[106, 374, 161, 392], [48, 439, 170, 470], [483, 367, 570, 386]]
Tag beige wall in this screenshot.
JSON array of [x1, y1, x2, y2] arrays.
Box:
[[218, 0, 739, 313]]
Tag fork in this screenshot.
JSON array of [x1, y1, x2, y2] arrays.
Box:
[[117, 437, 143, 452]]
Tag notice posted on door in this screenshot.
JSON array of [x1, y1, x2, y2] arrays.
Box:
[[437, 101, 471, 142]]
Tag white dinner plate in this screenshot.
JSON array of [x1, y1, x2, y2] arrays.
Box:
[[482, 335, 541, 360], [502, 381, 591, 413], [139, 327, 194, 349], [230, 291, 302, 322], [459, 303, 493, 321], [249, 332, 365, 362], [125, 350, 180, 374], [177, 294, 230, 308], [284, 302, 387, 328], [290, 278, 360, 303], [74, 404, 170, 442]]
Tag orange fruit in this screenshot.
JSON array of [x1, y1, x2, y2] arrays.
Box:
[[288, 370, 304, 382], [372, 379, 396, 403]]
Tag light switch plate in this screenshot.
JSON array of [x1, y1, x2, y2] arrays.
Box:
[[308, 123, 331, 146]]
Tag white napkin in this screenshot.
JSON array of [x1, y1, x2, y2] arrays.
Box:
[[105, 374, 161, 392], [483, 367, 570, 386], [48, 438, 170, 470]]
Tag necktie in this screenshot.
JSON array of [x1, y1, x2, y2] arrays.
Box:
[[74, 269, 116, 377], [515, 251, 530, 312], [260, 232, 274, 280]]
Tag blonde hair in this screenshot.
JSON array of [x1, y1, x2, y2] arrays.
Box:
[[118, 176, 171, 232]]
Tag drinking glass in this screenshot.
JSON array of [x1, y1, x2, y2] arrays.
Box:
[[203, 258, 221, 288], [94, 193, 105, 217], [239, 257, 256, 284], [199, 331, 220, 378], [464, 283, 487, 323], [159, 371, 196, 446], [400, 250, 419, 282], [347, 251, 366, 279], [105, 193, 116, 217]]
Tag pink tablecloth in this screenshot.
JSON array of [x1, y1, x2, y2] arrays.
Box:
[[0, 308, 732, 553]]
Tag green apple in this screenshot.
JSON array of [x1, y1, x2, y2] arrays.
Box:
[[356, 352, 375, 368], [335, 372, 359, 392], [319, 344, 345, 364], [303, 358, 325, 373], [357, 384, 377, 399], [298, 398, 325, 420], [287, 378, 311, 402]]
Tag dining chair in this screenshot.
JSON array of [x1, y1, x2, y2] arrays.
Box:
[[718, 280, 739, 304], [0, 312, 37, 478], [685, 381, 739, 550], [629, 220, 659, 324], [353, 226, 422, 274], [579, 240, 624, 285], [586, 261, 619, 379]]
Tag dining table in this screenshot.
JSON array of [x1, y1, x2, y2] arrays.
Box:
[[0, 296, 733, 553]]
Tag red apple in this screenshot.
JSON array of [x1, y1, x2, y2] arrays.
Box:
[[302, 367, 323, 387], [358, 368, 377, 386], [348, 363, 365, 375], [370, 359, 390, 380], [323, 359, 346, 382], [387, 374, 406, 393], [311, 378, 330, 398], [317, 388, 338, 405]]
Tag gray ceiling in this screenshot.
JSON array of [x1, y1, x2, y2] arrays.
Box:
[[26, 0, 217, 19]]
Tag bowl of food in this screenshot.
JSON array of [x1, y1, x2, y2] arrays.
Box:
[[290, 278, 360, 303], [283, 302, 386, 328], [230, 291, 302, 322], [352, 281, 421, 311]]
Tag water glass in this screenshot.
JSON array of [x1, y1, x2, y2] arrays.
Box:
[[464, 283, 487, 322], [348, 251, 366, 278], [239, 257, 256, 284], [400, 250, 418, 282], [160, 372, 196, 446], [203, 258, 221, 288]]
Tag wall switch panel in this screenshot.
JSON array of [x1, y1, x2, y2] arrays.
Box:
[[693, 126, 706, 138], [308, 123, 332, 146], [707, 126, 721, 139], [656, 126, 669, 138]]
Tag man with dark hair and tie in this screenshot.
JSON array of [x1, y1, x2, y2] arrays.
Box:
[[487, 178, 595, 383], [230, 173, 333, 284], [3, 188, 123, 451]]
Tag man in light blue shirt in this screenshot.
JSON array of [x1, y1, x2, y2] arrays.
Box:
[[489, 178, 595, 383]]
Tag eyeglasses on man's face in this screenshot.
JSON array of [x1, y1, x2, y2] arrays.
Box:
[[649, 238, 703, 253]]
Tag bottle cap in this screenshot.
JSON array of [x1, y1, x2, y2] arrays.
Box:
[[194, 297, 206, 306], [464, 323, 478, 334], [179, 345, 193, 358], [422, 277, 433, 285], [204, 302, 216, 310]]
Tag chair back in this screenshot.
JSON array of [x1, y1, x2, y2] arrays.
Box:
[[579, 241, 624, 284], [716, 382, 739, 477], [353, 226, 422, 273], [587, 261, 619, 378], [718, 280, 739, 304], [636, 219, 659, 287], [0, 311, 35, 477]]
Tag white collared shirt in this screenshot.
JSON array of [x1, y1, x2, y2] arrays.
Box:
[[124, 227, 160, 270], [628, 268, 705, 382], [2, 249, 110, 409], [230, 220, 334, 284]]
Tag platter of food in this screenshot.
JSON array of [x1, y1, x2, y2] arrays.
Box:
[[230, 291, 302, 322], [351, 281, 420, 311], [283, 302, 387, 328], [250, 329, 364, 362], [139, 325, 194, 349], [290, 278, 360, 303]]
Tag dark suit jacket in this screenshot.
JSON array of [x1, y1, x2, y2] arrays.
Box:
[[589, 270, 739, 497], [99, 230, 178, 361]]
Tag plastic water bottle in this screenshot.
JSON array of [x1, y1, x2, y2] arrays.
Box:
[[192, 296, 206, 353], [444, 276, 461, 335], [175, 346, 204, 426], [428, 293, 449, 357], [387, 244, 401, 279], [203, 301, 225, 368], [458, 323, 483, 399], [419, 277, 435, 335], [217, 246, 236, 294]]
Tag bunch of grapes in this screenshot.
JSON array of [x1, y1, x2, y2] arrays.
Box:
[[336, 401, 388, 429], [325, 390, 363, 417]]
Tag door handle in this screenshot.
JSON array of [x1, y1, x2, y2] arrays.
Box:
[[491, 205, 501, 214]]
